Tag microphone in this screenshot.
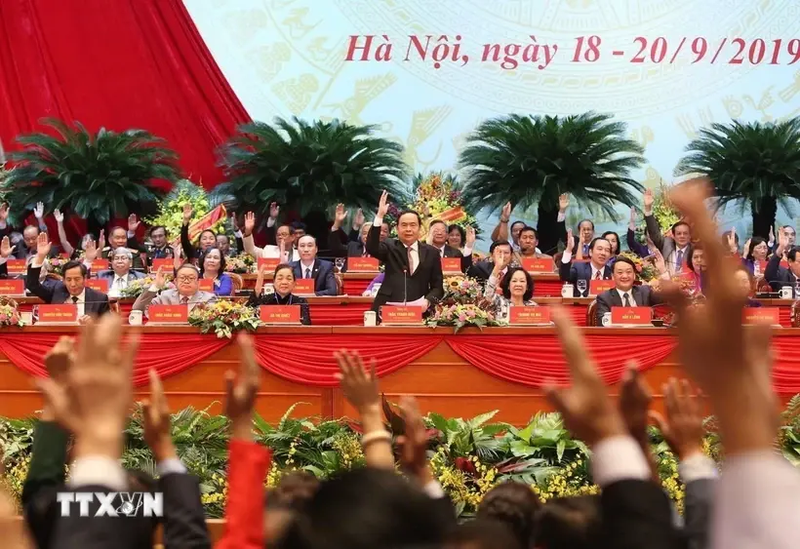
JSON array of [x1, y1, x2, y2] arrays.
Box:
[[403, 268, 408, 305]]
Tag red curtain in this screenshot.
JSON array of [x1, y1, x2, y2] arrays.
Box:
[[0, 333, 229, 386], [251, 334, 446, 386], [446, 335, 677, 386], [0, 0, 248, 190]]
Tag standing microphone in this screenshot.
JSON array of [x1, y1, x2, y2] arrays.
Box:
[[403, 268, 408, 305]]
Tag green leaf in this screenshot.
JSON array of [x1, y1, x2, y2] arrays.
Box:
[[556, 439, 566, 462]]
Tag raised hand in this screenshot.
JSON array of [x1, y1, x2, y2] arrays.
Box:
[[397, 396, 433, 485], [334, 203, 348, 227], [778, 229, 790, 254], [224, 334, 260, 440], [0, 236, 14, 259], [334, 350, 379, 412], [653, 249, 667, 274], [83, 238, 98, 261], [154, 266, 167, 289], [618, 363, 652, 438], [36, 232, 52, 259], [500, 201, 512, 222], [559, 194, 570, 212], [466, 226, 476, 247], [33, 201, 44, 219], [269, 202, 280, 219], [244, 211, 256, 236], [0, 203, 8, 222], [543, 309, 626, 445], [643, 189, 654, 213], [564, 229, 575, 254], [769, 225, 775, 243], [97, 230, 106, 251], [36, 315, 140, 458], [171, 242, 182, 259], [354, 208, 365, 229], [54, 209, 64, 223], [128, 213, 140, 233], [727, 227, 738, 254], [649, 378, 704, 460], [41, 336, 75, 422], [182, 203, 193, 224], [742, 238, 751, 258], [377, 190, 389, 218], [142, 369, 175, 461]]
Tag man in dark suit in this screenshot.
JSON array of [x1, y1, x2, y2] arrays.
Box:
[[427, 219, 473, 272], [96, 247, 146, 297], [559, 236, 613, 297], [467, 240, 513, 282], [328, 203, 390, 262], [766, 230, 800, 295], [291, 235, 338, 296], [366, 191, 444, 317], [26, 233, 110, 322], [595, 256, 662, 325], [644, 189, 692, 276]]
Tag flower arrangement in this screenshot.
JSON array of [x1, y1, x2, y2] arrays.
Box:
[[0, 302, 22, 327], [430, 448, 498, 515], [617, 251, 657, 282], [118, 275, 175, 298], [225, 253, 255, 274], [386, 172, 479, 238], [443, 275, 482, 302], [44, 256, 68, 276], [426, 275, 499, 332], [188, 299, 260, 338], [145, 179, 228, 243], [532, 459, 599, 503]]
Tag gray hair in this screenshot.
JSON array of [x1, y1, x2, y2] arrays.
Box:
[[111, 247, 133, 260]]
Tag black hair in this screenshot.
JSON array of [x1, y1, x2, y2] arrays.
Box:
[[273, 262, 295, 279], [510, 220, 526, 232], [290, 221, 307, 232], [500, 266, 534, 302], [490, 240, 513, 254], [176, 263, 200, 276], [534, 495, 601, 549], [612, 256, 638, 276], [62, 260, 87, 278], [447, 224, 466, 245], [788, 247, 800, 263], [589, 237, 610, 252], [199, 246, 227, 278], [198, 229, 217, 243], [149, 225, 167, 237], [672, 220, 691, 233], [397, 210, 422, 224], [688, 244, 704, 273], [600, 231, 621, 254], [577, 219, 595, 231], [447, 519, 523, 549], [519, 226, 538, 239], [745, 236, 768, 262], [477, 482, 540, 549]]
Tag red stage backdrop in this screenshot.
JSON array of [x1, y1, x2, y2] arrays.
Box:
[[0, 0, 249, 188]]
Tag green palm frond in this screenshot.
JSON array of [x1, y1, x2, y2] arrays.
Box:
[[212, 117, 410, 221], [1, 118, 180, 226], [675, 118, 800, 211], [457, 112, 645, 219]]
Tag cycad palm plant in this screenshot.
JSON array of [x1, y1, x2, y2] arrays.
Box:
[[212, 117, 409, 237], [1, 119, 179, 232], [675, 118, 800, 238], [458, 112, 645, 254]]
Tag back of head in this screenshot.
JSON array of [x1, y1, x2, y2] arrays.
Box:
[[477, 482, 540, 548], [534, 495, 601, 549], [269, 471, 320, 513], [278, 468, 448, 549], [446, 519, 524, 549]]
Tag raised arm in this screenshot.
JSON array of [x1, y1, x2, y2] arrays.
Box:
[[365, 191, 390, 260], [643, 190, 666, 252], [180, 204, 195, 260], [53, 209, 76, 257], [490, 201, 512, 242], [25, 233, 56, 303]]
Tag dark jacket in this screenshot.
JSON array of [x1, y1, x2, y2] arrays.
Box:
[[558, 260, 612, 297], [290, 258, 337, 296], [248, 291, 311, 325], [26, 264, 110, 316], [595, 285, 663, 325]]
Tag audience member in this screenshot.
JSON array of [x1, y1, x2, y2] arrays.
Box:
[[687, 245, 706, 293], [476, 482, 540, 549], [534, 495, 601, 549], [447, 224, 466, 250], [743, 236, 769, 273], [290, 235, 337, 296], [180, 204, 218, 262], [601, 230, 621, 257], [97, 247, 146, 297], [595, 256, 663, 325], [559, 234, 613, 297], [484, 265, 538, 322], [517, 226, 551, 259], [644, 189, 692, 275], [248, 263, 311, 325], [427, 219, 474, 272], [242, 211, 300, 263], [467, 240, 514, 282], [199, 247, 234, 296], [765, 230, 800, 295], [132, 264, 216, 315], [328, 204, 390, 260], [733, 265, 761, 307]]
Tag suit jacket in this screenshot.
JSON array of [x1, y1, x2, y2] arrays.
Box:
[[601, 479, 681, 549], [290, 258, 338, 296], [683, 478, 714, 549], [467, 259, 494, 281], [26, 265, 111, 316], [132, 288, 217, 315], [645, 214, 691, 275], [765, 253, 797, 294], [595, 285, 662, 324], [558, 260, 612, 297], [96, 269, 146, 283], [328, 228, 367, 259], [365, 225, 443, 315]]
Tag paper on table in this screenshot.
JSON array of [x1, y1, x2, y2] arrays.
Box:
[[386, 297, 427, 307]]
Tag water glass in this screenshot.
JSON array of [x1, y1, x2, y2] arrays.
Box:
[[576, 279, 587, 296]]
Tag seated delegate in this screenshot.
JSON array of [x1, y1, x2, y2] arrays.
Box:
[[594, 256, 663, 326], [199, 247, 234, 296], [248, 263, 311, 325], [483, 265, 538, 323], [132, 264, 217, 316]]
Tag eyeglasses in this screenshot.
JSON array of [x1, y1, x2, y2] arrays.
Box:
[[177, 276, 198, 283]]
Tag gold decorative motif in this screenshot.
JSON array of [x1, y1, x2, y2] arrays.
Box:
[[280, 7, 320, 40], [722, 96, 744, 118], [272, 74, 320, 114], [224, 10, 268, 43], [743, 87, 775, 122], [323, 74, 398, 124], [400, 106, 453, 170], [779, 71, 800, 103], [246, 44, 292, 83], [676, 107, 714, 140], [630, 126, 655, 149]]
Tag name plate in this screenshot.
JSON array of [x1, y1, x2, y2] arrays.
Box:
[[589, 279, 614, 295], [38, 304, 78, 323], [522, 257, 555, 273], [260, 305, 301, 324], [509, 306, 551, 325], [611, 307, 652, 325], [92, 259, 110, 271], [151, 258, 173, 272], [148, 304, 188, 323], [6, 259, 26, 275], [198, 279, 214, 292], [293, 279, 315, 296], [257, 257, 280, 273], [347, 257, 379, 272], [441, 257, 462, 273], [85, 279, 109, 293], [0, 279, 25, 296], [743, 307, 780, 325], [381, 305, 423, 325]]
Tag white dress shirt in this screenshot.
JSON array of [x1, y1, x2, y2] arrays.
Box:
[[300, 260, 315, 278], [591, 435, 651, 486], [108, 274, 128, 297], [616, 288, 637, 307], [406, 241, 419, 274], [667, 246, 689, 275], [68, 290, 86, 317]]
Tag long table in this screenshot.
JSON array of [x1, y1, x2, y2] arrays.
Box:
[[1, 326, 799, 423]]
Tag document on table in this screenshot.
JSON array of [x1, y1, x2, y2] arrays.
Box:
[[386, 298, 427, 307]]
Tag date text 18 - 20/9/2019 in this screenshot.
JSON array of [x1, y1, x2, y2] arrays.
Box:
[[345, 34, 800, 70]]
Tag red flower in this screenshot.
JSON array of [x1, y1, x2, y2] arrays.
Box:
[[454, 457, 476, 474]]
